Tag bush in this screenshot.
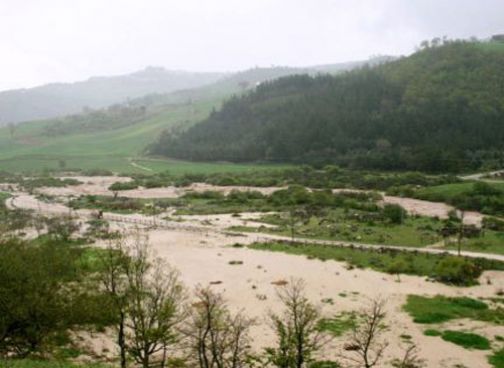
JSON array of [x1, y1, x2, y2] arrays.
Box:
[[183, 190, 224, 200], [227, 189, 265, 203], [483, 217, 504, 231], [473, 182, 502, 196], [382, 204, 407, 224], [108, 181, 138, 191], [434, 257, 482, 285], [81, 169, 114, 176], [386, 257, 410, 277]]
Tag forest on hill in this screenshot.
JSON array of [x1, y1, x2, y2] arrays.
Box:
[[151, 40, 504, 173]]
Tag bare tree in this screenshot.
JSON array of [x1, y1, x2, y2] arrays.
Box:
[[267, 278, 327, 368], [392, 344, 425, 368], [99, 237, 130, 368], [341, 298, 388, 368], [123, 233, 186, 368], [182, 287, 254, 368], [100, 233, 187, 368], [44, 215, 79, 241]]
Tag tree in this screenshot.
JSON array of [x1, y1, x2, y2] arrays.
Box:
[[341, 298, 388, 368], [391, 344, 425, 368], [266, 279, 327, 368], [183, 287, 253, 368], [99, 238, 130, 368], [387, 258, 409, 282], [123, 233, 186, 368], [100, 233, 187, 368], [45, 215, 79, 241], [0, 240, 76, 357]]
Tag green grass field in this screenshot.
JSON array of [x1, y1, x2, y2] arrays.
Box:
[[0, 96, 286, 175], [0, 101, 202, 173], [403, 295, 504, 324], [244, 211, 443, 248], [453, 231, 504, 255], [415, 182, 504, 202], [248, 241, 504, 283], [440, 330, 491, 350], [233, 210, 504, 253]]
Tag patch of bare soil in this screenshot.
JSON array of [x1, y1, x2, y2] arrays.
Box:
[[383, 195, 483, 226], [135, 228, 503, 367], [37, 176, 131, 197]]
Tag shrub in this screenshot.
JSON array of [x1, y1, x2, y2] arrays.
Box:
[[483, 217, 504, 231], [183, 190, 224, 200], [108, 181, 138, 191], [81, 168, 114, 176], [382, 204, 407, 224], [434, 257, 482, 285], [473, 182, 502, 196], [386, 257, 410, 277]]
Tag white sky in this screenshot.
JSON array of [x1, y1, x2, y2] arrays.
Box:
[[1, 0, 503, 91]]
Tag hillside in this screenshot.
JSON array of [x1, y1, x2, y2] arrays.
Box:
[[127, 57, 390, 108], [0, 57, 386, 126], [0, 60, 378, 173], [151, 41, 504, 173], [0, 67, 225, 125]]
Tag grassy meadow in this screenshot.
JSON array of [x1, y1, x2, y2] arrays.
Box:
[[0, 97, 286, 175]]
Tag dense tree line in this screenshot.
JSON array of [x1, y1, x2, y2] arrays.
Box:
[[151, 40, 504, 173]]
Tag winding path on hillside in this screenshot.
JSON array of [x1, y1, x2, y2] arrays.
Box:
[[128, 158, 154, 172]]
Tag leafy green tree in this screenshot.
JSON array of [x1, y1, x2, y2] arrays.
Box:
[[0, 240, 77, 356]]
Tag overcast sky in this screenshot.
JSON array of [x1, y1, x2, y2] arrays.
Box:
[[1, 0, 503, 91]]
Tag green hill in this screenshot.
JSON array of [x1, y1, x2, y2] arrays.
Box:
[[151, 41, 504, 173], [0, 67, 226, 125], [0, 60, 377, 174]]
